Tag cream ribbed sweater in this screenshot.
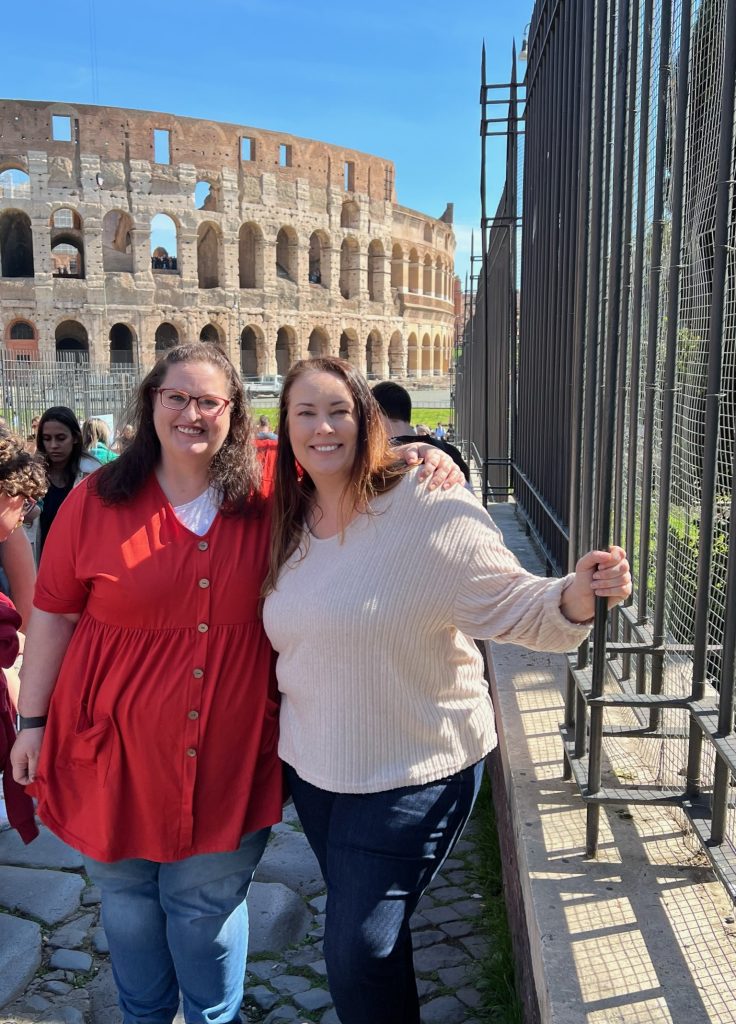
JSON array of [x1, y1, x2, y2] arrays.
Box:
[[262, 468, 590, 793]]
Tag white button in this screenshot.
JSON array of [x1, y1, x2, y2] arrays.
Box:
[[198, 541, 208, 551], [199, 578, 210, 589], [186, 747, 197, 757], [197, 623, 208, 633], [193, 668, 204, 679]]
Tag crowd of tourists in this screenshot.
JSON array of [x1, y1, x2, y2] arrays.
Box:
[[0, 344, 631, 1024]]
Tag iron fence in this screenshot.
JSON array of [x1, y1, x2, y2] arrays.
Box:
[[456, 0, 736, 900]]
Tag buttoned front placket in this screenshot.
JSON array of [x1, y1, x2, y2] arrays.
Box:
[[180, 536, 212, 850]]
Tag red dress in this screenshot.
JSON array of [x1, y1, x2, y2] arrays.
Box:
[[31, 466, 282, 863]]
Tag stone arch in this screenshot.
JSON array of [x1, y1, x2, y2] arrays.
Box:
[[239, 222, 263, 289], [155, 321, 179, 353], [422, 255, 433, 295], [421, 333, 432, 375], [367, 240, 386, 302], [55, 320, 89, 362], [276, 326, 297, 375], [0, 167, 30, 200], [433, 334, 442, 376], [308, 327, 329, 358], [109, 323, 136, 366], [340, 200, 360, 230], [309, 230, 330, 288], [366, 329, 385, 379], [339, 328, 360, 366], [240, 324, 265, 377], [339, 236, 360, 299], [408, 249, 419, 293], [150, 213, 179, 271], [197, 221, 221, 289], [51, 240, 84, 278], [5, 318, 39, 358], [0, 210, 34, 278], [388, 331, 403, 378], [276, 226, 298, 283], [391, 243, 404, 289], [102, 211, 134, 273], [194, 180, 218, 212], [199, 323, 223, 345], [407, 332, 419, 376]]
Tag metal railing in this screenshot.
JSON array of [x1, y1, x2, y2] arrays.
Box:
[[455, 0, 736, 900]]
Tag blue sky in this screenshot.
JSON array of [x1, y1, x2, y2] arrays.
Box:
[[2, 0, 531, 283]]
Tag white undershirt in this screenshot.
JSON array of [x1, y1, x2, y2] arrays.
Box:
[[173, 487, 221, 536]]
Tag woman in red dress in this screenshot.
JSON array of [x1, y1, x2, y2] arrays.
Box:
[[11, 343, 283, 1024]]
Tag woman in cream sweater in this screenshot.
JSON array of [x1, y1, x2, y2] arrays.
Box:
[[262, 356, 631, 1024]]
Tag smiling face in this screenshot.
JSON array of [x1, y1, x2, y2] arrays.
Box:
[[40, 420, 74, 468], [152, 361, 232, 468], [286, 370, 359, 490]]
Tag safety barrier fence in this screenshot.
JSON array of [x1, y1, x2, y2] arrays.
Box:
[[455, 0, 736, 898]]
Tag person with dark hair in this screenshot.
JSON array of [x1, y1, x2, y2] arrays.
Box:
[[262, 356, 631, 1024], [0, 426, 47, 846], [11, 344, 460, 1024], [372, 379, 471, 482], [36, 406, 101, 552]]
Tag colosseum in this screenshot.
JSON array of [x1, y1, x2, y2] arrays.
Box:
[[0, 100, 457, 378]]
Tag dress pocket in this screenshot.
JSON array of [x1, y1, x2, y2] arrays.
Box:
[[63, 713, 115, 787]]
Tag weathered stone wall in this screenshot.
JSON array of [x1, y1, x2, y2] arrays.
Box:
[[0, 100, 456, 377]]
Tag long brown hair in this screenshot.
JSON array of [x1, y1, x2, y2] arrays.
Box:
[[264, 357, 405, 593], [92, 342, 262, 515]]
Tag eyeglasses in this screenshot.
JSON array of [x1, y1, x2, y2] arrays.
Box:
[[154, 387, 231, 418], [21, 498, 37, 516]]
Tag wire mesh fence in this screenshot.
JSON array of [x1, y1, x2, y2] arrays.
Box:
[[456, 0, 736, 899]]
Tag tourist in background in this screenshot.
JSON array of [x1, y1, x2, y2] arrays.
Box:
[[255, 414, 278, 440], [82, 417, 118, 465], [262, 356, 631, 1024], [36, 407, 101, 553]]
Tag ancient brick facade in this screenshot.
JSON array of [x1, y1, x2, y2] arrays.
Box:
[[0, 100, 456, 377]]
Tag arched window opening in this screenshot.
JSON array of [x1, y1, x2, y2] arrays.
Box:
[[194, 180, 217, 212], [240, 326, 261, 377], [276, 327, 295, 376], [0, 211, 34, 278], [109, 323, 135, 366], [199, 324, 221, 345], [391, 244, 404, 289], [276, 227, 297, 282], [309, 232, 328, 287], [339, 332, 350, 362], [51, 208, 82, 230], [367, 240, 385, 302], [340, 200, 359, 230], [423, 223, 433, 244], [55, 320, 89, 363], [421, 334, 432, 375], [197, 223, 220, 289], [102, 211, 134, 273], [239, 223, 263, 289], [339, 330, 358, 365], [150, 214, 178, 272], [339, 237, 359, 299], [388, 331, 403, 378], [308, 328, 328, 359], [434, 258, 443, 299], [10, 320, 35, 341], [366, 331, 383, 379], [408, 249, 419, 293], [0, 168, 30, 200], [422, 255, 433, 295], [407, 333, 419, 377], [6, 319, 38, 358], [52, 241, 84, 278], [155, 322, 179, 353]]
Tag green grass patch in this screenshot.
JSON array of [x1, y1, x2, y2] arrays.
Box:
[[250, 407, 453, 431], [470, 774, 524, 1023]]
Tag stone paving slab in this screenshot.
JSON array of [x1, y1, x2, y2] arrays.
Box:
[[0, 826, 84, 870], [0, 865, 85, 925], [0, 913, 42, 1007]]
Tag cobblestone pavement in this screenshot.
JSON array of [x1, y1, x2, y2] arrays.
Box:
[[0, 802, 488, 1023]]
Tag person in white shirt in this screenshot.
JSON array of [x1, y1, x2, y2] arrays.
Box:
[[262, 356, 631, 1024]]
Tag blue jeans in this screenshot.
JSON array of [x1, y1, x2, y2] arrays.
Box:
[[84, 828, 270, 1024], [285, 760, 485, 1024]]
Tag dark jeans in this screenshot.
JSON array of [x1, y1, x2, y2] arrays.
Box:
[[286, 759, 485, 1024]]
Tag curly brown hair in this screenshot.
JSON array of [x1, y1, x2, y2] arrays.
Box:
[[0, 427, 48, 501], [92, 342, 262, 515]]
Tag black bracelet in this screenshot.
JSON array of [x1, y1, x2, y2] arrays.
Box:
[[17, 714, 48, 730]]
